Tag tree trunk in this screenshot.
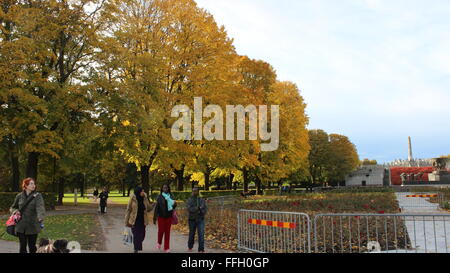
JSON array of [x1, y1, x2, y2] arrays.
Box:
[[77, 174, 84, 197], [122, 180, 126, 197], [80, 179, 84, 197], [57, 178, 65, 206], [52, 158, 57, 193], [173, 166, 185, 191], [255, 175, 262, 195], [26, 152, 39, 181], [227, 173, 234, 190], [9, 142, 20, 192], [204, 171, 210, 191], [141, 165, 150, 195], [216, 178, 221, 190], [243, 168, 249, 192]]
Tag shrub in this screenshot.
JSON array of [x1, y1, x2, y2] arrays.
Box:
[[329, 187, 394, 193], [150, 189, 242, 201], [0, 192, 57, 213]]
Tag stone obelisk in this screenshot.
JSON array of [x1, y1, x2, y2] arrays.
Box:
[[408, 136, 413, 166]]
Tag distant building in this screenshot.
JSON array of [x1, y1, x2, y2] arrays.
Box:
[[384, 158, 433, 168], [345, 165, 387, 186]]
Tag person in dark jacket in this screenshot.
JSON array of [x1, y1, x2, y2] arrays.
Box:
[[186, 187, 207, 252], [10, 178, 46, 253], [93, 188, 99, 201], [98, 188, 109, 214], [125, 186, 153, 253], [153, 184, 177, 253]]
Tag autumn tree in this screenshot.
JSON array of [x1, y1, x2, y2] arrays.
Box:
[[259, 81, 310, 194], [308, 129, 359, 187], [327, 134, 359, 185], [0, 0, 108, 185], [361, 158, 378, 165], [308, 129, 331, 187], [94, 0, 239, 194]]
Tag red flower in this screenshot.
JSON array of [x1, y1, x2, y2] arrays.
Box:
[[362, 204, 369, 209], [292, 202, 300, 206], [378, 211, 385, 214]]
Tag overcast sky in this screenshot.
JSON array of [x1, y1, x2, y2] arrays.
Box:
[[195, 0, 450, 163]]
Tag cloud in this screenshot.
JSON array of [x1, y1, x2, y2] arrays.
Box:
[[195, 0, 450, 162]]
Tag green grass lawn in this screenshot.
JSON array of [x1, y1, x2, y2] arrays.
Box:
[[61, 191, 184, 206], [107, 196, 129, 205], [62, 191, 129, 205], [62, 197, 93, 204], [0, 214, 105, 251]]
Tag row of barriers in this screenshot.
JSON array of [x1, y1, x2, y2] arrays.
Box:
[[237, 210, 450, 253], [395, 192, 446, 210]]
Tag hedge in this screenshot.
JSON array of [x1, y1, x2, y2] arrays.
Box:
[[0, 192, 57, 213], [150, 190, 243, 201], [328, 187, 394, 193]]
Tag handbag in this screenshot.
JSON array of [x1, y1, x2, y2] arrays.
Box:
[[171, 210, 178, 225], [122, 227, 133, 246], [5, 193, 37, 237]]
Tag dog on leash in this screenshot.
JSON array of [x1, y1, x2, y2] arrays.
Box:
[[37, 238, 70, 253]]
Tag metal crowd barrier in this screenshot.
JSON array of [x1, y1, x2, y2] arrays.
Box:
[[395, 192, 445, 209], [314, 213, 450, 253], [237, 210, 311, 253], [237, 210, 450, 253]]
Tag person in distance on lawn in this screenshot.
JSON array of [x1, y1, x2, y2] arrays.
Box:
[[93, 188, 99, 201], [186, 187, 207, 253]]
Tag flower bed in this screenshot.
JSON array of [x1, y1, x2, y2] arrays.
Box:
[[172, 192, 405, 252]]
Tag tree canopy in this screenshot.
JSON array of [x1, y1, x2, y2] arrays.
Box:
[[0, 0, 360, 198]]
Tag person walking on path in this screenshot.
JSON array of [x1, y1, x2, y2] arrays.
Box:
[[93, 188, 99, 201], [99, 188, 109, 214], [186, 187, 207, 253], [153, 184, 177, 253], [124, 186, 153, 253], [9, 178, 46, 253]]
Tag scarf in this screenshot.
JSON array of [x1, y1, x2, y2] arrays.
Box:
[[162, 192, 174, 211], [134, 186, 145, 212]]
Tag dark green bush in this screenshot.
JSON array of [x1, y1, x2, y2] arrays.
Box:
[[329, 187, 394, 193], [0, 192, 57, 213], [150, 189, 242, 201]]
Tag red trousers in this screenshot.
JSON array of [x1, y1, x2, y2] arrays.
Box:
[[157, 217, 172, 250]]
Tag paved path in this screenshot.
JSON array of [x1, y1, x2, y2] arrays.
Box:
[[1, 204, 231, 253], [94, 206, 231, 253], [394, 192, 450, 253], [396, 192, 443, 213]]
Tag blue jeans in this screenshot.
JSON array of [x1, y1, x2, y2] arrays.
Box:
[[188, 218, 205, 251]]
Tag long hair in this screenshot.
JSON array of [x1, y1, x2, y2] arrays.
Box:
[[160, 184, 171, 194]]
